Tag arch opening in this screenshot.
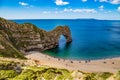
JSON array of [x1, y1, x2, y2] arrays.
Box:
[[58, 35, 67, 49]]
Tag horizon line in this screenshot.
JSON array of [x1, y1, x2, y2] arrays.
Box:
[[0, 17, 119, 21], [8, 18, 120, 21]]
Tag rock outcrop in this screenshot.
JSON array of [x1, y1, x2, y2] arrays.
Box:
[[0, 17, 72, 58]]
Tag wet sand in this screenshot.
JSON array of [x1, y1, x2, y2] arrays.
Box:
[[25, 51, 120, 73]]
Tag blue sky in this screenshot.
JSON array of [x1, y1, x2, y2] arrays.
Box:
[[0, 0, 120, 20]]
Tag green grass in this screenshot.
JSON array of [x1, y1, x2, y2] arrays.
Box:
[[0, 60, 120, 80], [0, 70, 18, 79], [114, 71, 120, 80], [0, 60, 19, 70], [94, 72, 113, 80], [0, 35, 26, 59], [83, 73, 96, 80]]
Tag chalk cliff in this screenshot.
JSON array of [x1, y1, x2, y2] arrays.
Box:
[[0, 17, 72, 58]]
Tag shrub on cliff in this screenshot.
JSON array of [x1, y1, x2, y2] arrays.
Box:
[[0, 70, 17, 79], [114, 71, 120, 80], [94, 72, 113, 80]]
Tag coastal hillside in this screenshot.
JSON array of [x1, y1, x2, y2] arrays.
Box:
[[0, 33, 25, 59], [0, 17, 72, 58], [0, 57, 120, 80]]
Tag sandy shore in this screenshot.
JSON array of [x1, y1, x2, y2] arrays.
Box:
[[25, 51, 120, 73]]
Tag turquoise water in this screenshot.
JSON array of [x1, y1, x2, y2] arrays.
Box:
[[14, 19, 120, 60]]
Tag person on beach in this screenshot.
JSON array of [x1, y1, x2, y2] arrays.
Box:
[[70, 61, 73, 63]]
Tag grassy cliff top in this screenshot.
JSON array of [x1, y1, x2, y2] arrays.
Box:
[[0, 59, 120, 80]]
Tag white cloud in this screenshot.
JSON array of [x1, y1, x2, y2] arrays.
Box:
[[19, 2, 34, 8], [64, 8, 97, 13], [118, 6, 120, 12], [19, 2, 29, 6], [99, 0, 120, 4], [43, 11, 51, 14], [110, 0, 120, 4], [99, 5, 104, 10], [43, 11, 64, 14], [103, 10, 111, 13], [99, 0, 107, 2], [55, 0, 69, 5], [82, 0, 87, 2]]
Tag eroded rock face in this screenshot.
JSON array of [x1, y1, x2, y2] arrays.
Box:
[[0, 17, 72, 53]]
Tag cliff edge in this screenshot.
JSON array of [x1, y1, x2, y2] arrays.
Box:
[[0, 17, 72, 58]]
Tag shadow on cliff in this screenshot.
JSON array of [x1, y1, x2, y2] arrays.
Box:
[[42, 40, 72, 58]]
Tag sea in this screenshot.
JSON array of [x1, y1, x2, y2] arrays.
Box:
[[13, 19, 120, 60]]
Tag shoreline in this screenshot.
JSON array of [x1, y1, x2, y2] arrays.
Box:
[[25, 51, 120, 73], [26, 51, 120, 62]]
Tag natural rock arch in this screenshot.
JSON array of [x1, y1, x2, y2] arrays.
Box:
[[0, 17, 72, 52], [47, 26, 72, 43]]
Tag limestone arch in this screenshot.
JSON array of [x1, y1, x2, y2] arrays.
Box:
[[53, 26, 72, 43]]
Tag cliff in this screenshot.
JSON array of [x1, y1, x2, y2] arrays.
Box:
[[0, 17, 72, 58]]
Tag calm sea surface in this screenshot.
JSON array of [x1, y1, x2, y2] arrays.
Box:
[[13, 19, 120, 60]]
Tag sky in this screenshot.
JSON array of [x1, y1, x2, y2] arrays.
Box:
[[0, 0, 120, 20]]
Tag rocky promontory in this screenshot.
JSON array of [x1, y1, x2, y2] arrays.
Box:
[[0, 17, 72, 58]]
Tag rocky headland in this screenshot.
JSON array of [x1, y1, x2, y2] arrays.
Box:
[[0, 17, 72, 58]]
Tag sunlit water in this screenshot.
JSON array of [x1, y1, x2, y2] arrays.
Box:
[[14, 19, 120, 60]]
